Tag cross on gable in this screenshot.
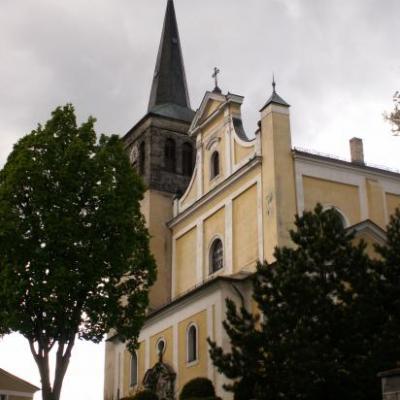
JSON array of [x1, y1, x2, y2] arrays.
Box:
[[212, 67, 220, 90]]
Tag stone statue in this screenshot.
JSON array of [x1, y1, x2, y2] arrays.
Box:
[[143, 350, 176, 400]]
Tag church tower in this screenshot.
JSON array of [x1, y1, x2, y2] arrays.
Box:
[[123, 0, 195, 309]]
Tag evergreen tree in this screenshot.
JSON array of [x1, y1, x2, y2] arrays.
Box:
[[209, 205, 400, 400], [0, 105, 156, 400]]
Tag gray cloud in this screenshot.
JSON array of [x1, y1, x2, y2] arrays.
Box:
[[1, 0, 399, 167], [0, 2, 399, 397]]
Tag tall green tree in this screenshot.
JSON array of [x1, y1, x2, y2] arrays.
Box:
[[384, 91, 400, 135], [209, 205, 400, 400], [0, 105, 156, 400]]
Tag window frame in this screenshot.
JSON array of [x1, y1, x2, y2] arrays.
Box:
[[139, 141, 146, 176], [182, 142, 194, 176], [156, 336, 167, 356], [322, 205, 349, 228], [165, 138, 176, 173], [209, 236, 224, 275], [186, 322, 199, 365], [130, 351, 138, 387], [210, 151, 220, 180]]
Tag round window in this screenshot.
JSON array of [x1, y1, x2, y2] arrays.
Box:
[[156, 338, 166, 355]]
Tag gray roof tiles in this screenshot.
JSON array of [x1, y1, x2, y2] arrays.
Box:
[[147, 0, 193, 117]]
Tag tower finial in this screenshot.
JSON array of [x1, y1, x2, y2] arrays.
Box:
[[260, 74, 290, 111]]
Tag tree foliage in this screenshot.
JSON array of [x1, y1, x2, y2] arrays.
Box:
[[209, 205, 400, 400], [0, 104, 156, 400], [384, 91, 400, 136], [179, 377, 216, 400]]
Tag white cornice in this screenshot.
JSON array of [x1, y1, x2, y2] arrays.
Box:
[[293, 151, 400, 183]]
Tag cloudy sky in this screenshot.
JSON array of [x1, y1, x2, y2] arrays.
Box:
[[0, 0, 399, 399]]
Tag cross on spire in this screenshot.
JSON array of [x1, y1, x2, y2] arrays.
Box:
[[212, 67, 222, 93], [272, 74, 276, 93]]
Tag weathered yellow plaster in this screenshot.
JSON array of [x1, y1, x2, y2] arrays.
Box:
[[233, 184, 258, 272], [122, 341, 146, 396], [203, 132, 226, 194], [303, 176, 360, 225], [203, 207, 225, 275], [366, 179, 386, 228], [137, 342, 146, 390], [261, 105, 297, 262], [180, 168, 199, 209], [233, 139, 254, 165], [386, 192, 400, 220], [199, 99, 223, 124], [173, 166, 261, 235], [175, 228, 197, 295], [178, 310, 208, 393], [150, 327, 173, 367], [141, 190, 174, 308]]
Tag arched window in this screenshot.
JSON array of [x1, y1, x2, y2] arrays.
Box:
[[156, 337, 166, 356], [323, 206, 348, 228], [187, 324, 198, 363], [210, 238, 223, 274], [139, 141, 146, 176], [210, 151, 220, 179], [130, 352, 138, 387], [182, 143, 194, 176], [165, 138, 176, 173]]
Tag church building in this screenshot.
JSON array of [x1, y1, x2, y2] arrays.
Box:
[[104, 1, 400, 399]]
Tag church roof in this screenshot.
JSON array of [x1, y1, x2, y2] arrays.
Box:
[[0, 368, 39, 393], [147, 0, 193, 120], [260, 78, 290, 110]]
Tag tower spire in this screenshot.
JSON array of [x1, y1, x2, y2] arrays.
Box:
[[148, 0, 192, 117], [260, 74, 290, 111]]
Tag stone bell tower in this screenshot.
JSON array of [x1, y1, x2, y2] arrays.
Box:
[[123, 0, 195, 309]]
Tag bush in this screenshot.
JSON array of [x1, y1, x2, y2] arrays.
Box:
[[121, 390, 159, 400], [180, 378, 216, 400]]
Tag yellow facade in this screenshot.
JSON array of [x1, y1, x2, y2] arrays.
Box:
[[386, 192, 400, 218], [137, 342, 146, 390], [366, 179, 386, 228], [141, 190, 174, 308], [303, 176, 360, 225], [150, 327, 174, 367], [232, 184, 258, 272], [106, 61, 400, 400], [204, 207, 225, 275], [178, 310, 208, 391], [103, 2, 400, 399], [260, 104, 298, 261], [233, 139, 254, 165], [175, 228, 197, 295]]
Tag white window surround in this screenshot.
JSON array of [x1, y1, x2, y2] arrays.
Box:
[[186, 322, 199, 365], [210, 151, 221, 181], [156, 336, 167, 355]]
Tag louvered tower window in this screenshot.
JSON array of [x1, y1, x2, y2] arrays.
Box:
[[165, 138, 176, 172], [182, 142, 194, 176]]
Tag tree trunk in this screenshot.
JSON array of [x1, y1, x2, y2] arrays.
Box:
[[29, 337, 75, 400]]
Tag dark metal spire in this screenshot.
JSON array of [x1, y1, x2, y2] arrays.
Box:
[[148, 0, 192, 119], [260, 75, 290, 110]]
